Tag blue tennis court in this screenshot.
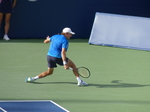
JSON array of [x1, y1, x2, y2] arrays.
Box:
[[0, 100, 69, 112]]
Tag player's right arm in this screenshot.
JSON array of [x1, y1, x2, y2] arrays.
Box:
[[44, 36, 50, 43], [61, 48, 69, 69]]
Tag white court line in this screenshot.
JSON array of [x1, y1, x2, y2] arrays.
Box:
[[50, 100, 70, 112], [0, 107, 7, 112], [0, 100, 70, 112]]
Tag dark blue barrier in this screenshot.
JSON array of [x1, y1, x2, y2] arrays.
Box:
[[2, 0, 150, 39]]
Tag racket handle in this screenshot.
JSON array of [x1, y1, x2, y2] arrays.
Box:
[[69, 67, 73, 70]]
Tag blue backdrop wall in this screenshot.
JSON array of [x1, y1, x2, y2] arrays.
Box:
[[3, 0, 150, 39]]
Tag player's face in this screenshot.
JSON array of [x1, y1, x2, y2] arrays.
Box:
[[66, 33, 72, 39]]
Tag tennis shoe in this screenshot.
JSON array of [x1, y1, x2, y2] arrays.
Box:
[[78, 80, 88, 86], [25, 77, 36, 83], [3, 35, 10, 41]]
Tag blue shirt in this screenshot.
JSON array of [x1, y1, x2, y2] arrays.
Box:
[[47, 34, 68, 58]]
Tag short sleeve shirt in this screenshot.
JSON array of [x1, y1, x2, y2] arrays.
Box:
[[47, 34, 68, 58]]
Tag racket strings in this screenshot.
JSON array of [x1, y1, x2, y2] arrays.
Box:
[[78, 68, 89, 77]]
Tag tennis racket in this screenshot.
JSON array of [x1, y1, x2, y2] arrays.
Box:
[[69, 67, 91, 78]]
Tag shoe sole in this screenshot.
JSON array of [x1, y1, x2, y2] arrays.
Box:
[[78, 84, 88, 86]]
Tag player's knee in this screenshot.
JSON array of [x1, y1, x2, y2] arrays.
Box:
[[47, 71, 53, 76], [5, 20, 10, 24]]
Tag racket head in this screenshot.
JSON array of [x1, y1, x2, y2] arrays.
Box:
[[77, 67, 91, 78]]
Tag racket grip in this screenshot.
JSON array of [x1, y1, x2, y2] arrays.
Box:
[[69, 67, 73, 70]]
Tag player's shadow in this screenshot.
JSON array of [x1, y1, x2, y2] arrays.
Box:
[[89, 80, 150, 88], [31, 80, 150, 88], [32, 81, 77, 85]]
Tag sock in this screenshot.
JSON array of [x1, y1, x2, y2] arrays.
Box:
[[33, 76, 39, 80], [4, 34, 8, 36], [76, 77, 82, 83]]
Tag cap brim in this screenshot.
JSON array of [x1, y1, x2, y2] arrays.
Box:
[[70, 32, 75, 35]]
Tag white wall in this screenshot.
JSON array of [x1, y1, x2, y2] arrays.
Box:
[[89, 12, 150, 51]]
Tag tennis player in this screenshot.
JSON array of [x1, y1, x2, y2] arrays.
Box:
[[26, 27, 88, 86], [0, 0, 17, 41]]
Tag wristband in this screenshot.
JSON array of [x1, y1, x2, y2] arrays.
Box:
[[63, 61, 67, 65]]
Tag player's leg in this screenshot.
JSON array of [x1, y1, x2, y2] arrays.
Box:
[[3, 13, 11, 40], [67, 59, 79, 77], [0, 13, 4, 28], [31, 67, 54, 81], [26, 56, 56, 82], [38, 67, 54, 78], [5, 13, 11, 34], [25, 68, 54, 82], [67, 59, 88, 86]]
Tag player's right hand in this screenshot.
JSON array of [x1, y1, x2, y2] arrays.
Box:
[[64, 64, 69, 70]]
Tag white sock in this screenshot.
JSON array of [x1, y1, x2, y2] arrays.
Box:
[[76, 77, 82, 83], [33, 76, 39, 80]]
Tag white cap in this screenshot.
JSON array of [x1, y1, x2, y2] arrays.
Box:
[[62, 27, 75, 35]]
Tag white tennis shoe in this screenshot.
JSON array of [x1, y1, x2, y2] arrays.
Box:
[[78, 80, 88, 86], [3, 35, 10, 41], [25, 77, 36, 82]]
